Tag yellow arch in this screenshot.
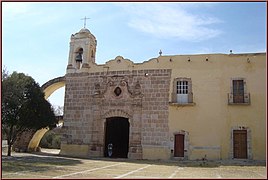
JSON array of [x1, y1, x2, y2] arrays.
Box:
[[42, 76, 66, 99], [27, 76, 65, 152], [28, 127, 50, 151]]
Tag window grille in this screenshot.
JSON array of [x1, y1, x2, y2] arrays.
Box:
[[172, 78, 193, 104]]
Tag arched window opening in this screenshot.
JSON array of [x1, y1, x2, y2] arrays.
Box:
[[91, 50, 94, 58], [75, 48, 83, 69]]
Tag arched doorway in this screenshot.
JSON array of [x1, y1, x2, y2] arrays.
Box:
[[104, 117, 129, 158]]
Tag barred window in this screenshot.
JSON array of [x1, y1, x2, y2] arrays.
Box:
[[172, 78, 193, 104], [177, 81, 188, 94]]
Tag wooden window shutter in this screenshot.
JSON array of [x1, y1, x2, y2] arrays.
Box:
[[244, 93, 250, 103], [172, 79, 178, 103], [243, 81, 250, 103], [187, 79, 193, 103], [228, 93, 233, 104]]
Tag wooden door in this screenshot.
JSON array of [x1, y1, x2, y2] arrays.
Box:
[[174, 134, 184, 157], [233, 80, 244, 103], [233, 130, 247, 159]]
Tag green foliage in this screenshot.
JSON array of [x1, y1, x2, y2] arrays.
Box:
[[40, 131, 61, 149], [1, 71, 57, 155]]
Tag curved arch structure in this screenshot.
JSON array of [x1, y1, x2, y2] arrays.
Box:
[[42, 76, 66, 99], [104, 109, 131, 119], [27, 76, 65, 152], [28, 127, 50, 151]]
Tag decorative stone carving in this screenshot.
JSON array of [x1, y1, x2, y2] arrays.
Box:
[[92, 75, 142, 99], [114, 87, 122, 96]]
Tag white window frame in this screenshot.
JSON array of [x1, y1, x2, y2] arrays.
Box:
[[172, 78, 193, 104]]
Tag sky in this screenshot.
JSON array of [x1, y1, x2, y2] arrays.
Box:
[[2, 2, 267, 107]]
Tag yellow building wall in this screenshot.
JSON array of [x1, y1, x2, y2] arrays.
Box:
[[222, 54, 266, 160], [65, 53, 266, 160], [166, 53, 266, 160], [142, 145, 170, 160], [60, 144, 89, 157]]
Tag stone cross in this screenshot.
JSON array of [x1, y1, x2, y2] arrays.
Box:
[[81, 16, 90, 28]]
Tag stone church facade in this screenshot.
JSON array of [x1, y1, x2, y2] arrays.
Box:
[[60, 28, 266, 161]]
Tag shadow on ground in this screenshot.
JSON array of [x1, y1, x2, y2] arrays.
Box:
[[56, 153, 266, 168], [2, 155, 82, 173], [2, 149, 266, 173], [88, 157, 266, 168]]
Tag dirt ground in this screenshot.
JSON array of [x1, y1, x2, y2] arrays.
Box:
[[1, 148, 267, 179]]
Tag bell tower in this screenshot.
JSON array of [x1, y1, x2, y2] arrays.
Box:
[[67, 27, 97, 71]]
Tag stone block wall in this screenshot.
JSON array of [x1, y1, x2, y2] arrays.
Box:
[[13, 129, 36, 152], [61, 69, 172, 159]]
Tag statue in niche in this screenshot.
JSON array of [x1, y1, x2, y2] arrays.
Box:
[[133, 81, 141, 95], [94, 83, 101, 95]]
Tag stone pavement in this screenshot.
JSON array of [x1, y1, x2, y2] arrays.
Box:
[[1, 149, 266, 179]]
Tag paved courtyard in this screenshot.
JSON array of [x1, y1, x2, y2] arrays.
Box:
[[1, 149, 267, 179]]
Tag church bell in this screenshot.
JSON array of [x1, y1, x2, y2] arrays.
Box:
[[75, 53, 82, 62]]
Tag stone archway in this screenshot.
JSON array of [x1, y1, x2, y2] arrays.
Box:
[[99, 109, 142, 159], [104, 117, 130, 158], [27, 76, 65, 151]]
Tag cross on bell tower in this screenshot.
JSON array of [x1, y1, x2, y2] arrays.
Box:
[[81, 16, 90, 28], [67, 17, 97, 71]]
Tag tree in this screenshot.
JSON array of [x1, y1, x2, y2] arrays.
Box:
[[2, 71, 57, 156]]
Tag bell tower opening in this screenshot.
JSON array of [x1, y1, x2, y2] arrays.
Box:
[[67, 27, 97, 71], [104, 117, 129, 158], [75, 48, 83, 69]]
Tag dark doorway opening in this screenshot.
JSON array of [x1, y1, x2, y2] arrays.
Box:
[[104, 117, 129, 158]]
